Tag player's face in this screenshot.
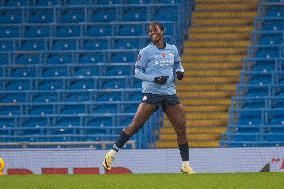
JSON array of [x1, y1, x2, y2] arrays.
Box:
[[149, 24, 164, 43]]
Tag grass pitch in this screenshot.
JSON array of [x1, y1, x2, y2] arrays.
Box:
[[0, 173, 283, 189]]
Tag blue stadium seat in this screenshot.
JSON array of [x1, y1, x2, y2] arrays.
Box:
[[0, 105, 20, 116], [0, 118, 14, 128], [251, 60, 276, 72], [27, 9, 54, 23], [46, 53, 72, 64], [87, 116, 113, 127], [5, 79, 31, 90], [104, 65, 131, 76], [258, 33, 282, 45], [73, 66, 99, 77], [15, 53, 40, 65], [30, 0, 59, 6], [125, 0, 151, 4], [28, 105, 54, 115], [152, 6, 178, 22], [10, 67, 35, 77], [89, 8, 116, 22], [266, 6, 284, 17], [37, 79, 64, 90], [0, 26, 20, 38], [22, 117, 47, 127], [262, 20, 284, 31], [56, 116, 81, 127], [24, 26, 51, 38], [3, 0, 27, 6], [242, 99, 265, 109], [0, 54, 9, 65], [246, 85, 270, 97], [117, 24, 142, 36], [0, 10, 22, 24], [19, 40, 46, 51], [122, 7, 147, 21], [51, 39, 77, 50], [78, 52, 104, 64], [1, 93, 26, 103], [55, 25, 81, 37], [97, 0, 121, 5], [114, 38, 139, 49], [101, 78, 126, 89], [61, 0, 88, 5], [32, 92, 58, 102], [82, 39, 108, 50], [124, 103, 137, 113], [60, 104, 86, 114], [237, 110, 262, 126], [124, 91, 141, 101], [111, 52, 135, 63], [58, 8, 85, 23], [0, 40, 14, 51], [269, 110, 284, 125], [248, 72, 273, 85], [41, 67, 68, 77], [255, 46, 280, 59], [64, 92, 91, 102], [91, 104, 118, 114], [96, 92, 121, 102], [69, 79, 95, 90], [85, 25, 112, 37]]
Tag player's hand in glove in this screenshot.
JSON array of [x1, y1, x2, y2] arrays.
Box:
[[176, 71, 184, 80], [154, 76, 169, 85]]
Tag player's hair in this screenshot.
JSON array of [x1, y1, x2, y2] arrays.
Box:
[[149, 22, 164, 32]]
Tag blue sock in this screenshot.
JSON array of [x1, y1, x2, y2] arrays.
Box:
[[178, 143, 189, 161], [112, 131, 131, 152]]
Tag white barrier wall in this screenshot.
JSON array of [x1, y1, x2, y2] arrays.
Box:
[[0, 147, 283, 174]]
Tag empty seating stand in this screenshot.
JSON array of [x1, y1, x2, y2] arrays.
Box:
[[0, 0, 194, 149], [220, 0, 284, 147]]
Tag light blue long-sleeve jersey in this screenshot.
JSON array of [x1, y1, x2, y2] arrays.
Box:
[[135, 43, 184, 95]]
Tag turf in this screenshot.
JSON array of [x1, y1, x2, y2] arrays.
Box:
[[0, 173, 283, 189]]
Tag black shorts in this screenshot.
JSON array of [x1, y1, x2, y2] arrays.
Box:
[[141, 93, 181, 112]]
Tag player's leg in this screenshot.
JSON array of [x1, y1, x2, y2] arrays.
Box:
[[164, 100, 195, 174], [103, 103, 158, 171]]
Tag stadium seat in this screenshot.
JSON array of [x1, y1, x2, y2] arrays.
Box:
[[10, 67, 35, 78], [114, 38, 139, 49], [88, 8, 116, 22], [117, 24, 142, 36], [78, 52, 104, 64], [81, 39, 108, 50], [64, 92, 91, 102], [0, 26, 20, 38], [68, 79, 95, 90], [0, 40, 14, 51], [73, 66, 99, 77], [37, 79, 64, 90], [0, 10, 22, 24], [46, 53, 72, 64], [60, 104, 86, 115], [122, 7, 147, 22], [85, 25, 112, 37], [0, 105, 21, 116], [27, 9, 54, 23], [28, 104, 54, 115], [15, 53, 40, 65], [41, 67, 68, 77], [3, 0, 27, 6], [24, 26, 51, 38], [19, 40, 46, 51], [51, 39, 77, 51], [58, 8, 85, 23], [1, 92, 26, 103], [55, 25, 81, 37], [32, 92, 58, 103]]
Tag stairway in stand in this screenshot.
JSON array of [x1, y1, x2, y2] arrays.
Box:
[[156, 0, 258, 148]]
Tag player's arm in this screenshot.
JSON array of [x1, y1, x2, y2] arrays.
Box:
[[135, 51, 168, 85], [174, 46, 184, 80]]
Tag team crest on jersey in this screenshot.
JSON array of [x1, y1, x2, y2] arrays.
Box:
[[161, 52, 166, 57], [143, 96, 147, 101], [169, 52, 174, 57]]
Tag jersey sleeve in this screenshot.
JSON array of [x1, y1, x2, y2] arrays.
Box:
[[134, 50, 155, 82], [173, 46, 184, 73]]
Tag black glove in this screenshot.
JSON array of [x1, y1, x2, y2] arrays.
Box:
[[176, 71, 184, 80], [154, 76, 169, 85]]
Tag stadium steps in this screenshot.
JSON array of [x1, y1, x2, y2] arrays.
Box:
[[157, 0, 257, 148]]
